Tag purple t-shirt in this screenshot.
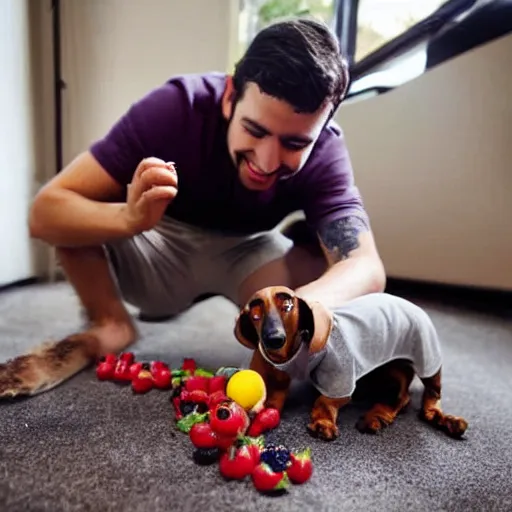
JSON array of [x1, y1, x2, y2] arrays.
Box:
[[90, 72, 368, 235]]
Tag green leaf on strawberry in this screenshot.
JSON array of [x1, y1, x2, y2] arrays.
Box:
[[193, 368, 215, 377], [176, 411, 209, 433]]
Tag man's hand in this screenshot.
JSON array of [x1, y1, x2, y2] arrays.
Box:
[[125, 157, 178, 235]]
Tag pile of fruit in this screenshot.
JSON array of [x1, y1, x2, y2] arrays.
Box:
[[95, 353, 314, 494]]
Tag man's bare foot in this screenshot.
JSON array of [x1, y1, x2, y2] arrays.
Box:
[[88, 318, 138, 356]]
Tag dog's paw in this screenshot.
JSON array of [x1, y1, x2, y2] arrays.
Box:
[[307, 418, 339, 441], [355, 415, 386, 434], [420, 409, 468, 439]]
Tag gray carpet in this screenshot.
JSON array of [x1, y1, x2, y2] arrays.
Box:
[[1, 281, 511, 512]]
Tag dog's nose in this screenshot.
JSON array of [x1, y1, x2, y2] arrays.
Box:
[[263, 333, 286, 350]]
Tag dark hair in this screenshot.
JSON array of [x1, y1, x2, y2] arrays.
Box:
[[233, 17, 350, 115]]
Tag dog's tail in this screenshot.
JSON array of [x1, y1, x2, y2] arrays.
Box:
[[0, 333, 99, 398]]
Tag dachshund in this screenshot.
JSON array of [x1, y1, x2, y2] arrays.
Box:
[[234, 285, 468, 441]]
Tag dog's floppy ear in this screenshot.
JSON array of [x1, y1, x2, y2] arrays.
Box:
[[297, 297, 329, 353], [234, 309, 260, 349]]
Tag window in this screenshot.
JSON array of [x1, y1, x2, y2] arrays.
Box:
[[237, 0, 336, 61], [355, 0, 449, 62]]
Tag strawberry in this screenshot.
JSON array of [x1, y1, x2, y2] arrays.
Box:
[[251, 462, 290, 493], [247, 407, 280, 436], [185, 376, 210, 393], [208, 375, 227, 394], [131, 369, 153, 394], [208, 390, 229, 408], [286, 448, 313, 484], [237, 435, 265, 465], [210, 400, 250, 438], [96, 361, 114, 380], [189, 422, 218, 449], [219, 445, 256, 480], [182, 358, 196, 373], [152, 367, 172, 389]]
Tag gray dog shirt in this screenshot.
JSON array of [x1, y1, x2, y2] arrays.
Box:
[[258, 293, 443, 399]]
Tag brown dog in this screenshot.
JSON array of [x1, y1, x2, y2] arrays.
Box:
[[234, 285, 468, 441]]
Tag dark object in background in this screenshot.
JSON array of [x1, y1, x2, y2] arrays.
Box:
[[426, 0, 512, 69]]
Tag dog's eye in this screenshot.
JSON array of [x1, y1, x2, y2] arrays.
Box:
[[251, 304, 263, 321], [281, 299, 293, 313]]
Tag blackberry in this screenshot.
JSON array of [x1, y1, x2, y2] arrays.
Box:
[[179, 400, 197, 416], [260, 444, 291, 473], [193, 447, 220, 465]]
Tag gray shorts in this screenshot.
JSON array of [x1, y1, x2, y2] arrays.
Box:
[[104, 216, 294, 318]]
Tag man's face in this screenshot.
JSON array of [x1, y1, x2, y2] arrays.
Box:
[[222, 80, 333, 191]]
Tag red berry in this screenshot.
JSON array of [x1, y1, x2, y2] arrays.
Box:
[[185, 376, 210, 393], [187, 389, 210, 404], [119, 352, 135, 365], [251, 462, 290, 493], [103, 353, 117, 365], [150, 360, 168, 373], [96, 362, 114, 380], [153, 368, 172, 389], [189, 423, 218, 449], [286, 448, 313, 484], [113, 360, 131, 382], [131, 369, 153, 394], [208, 390, 229, 408], [182, 358, 196, 373], [129, 362, 144, 380], [208, 376, 227, 394], [172, 396, 183, 420], [219, 446, 256, 480], [210, 401, 250, 438], [248, 407, 280, 436], [216, 434, 238, 451], [237, 436, 264, 464]]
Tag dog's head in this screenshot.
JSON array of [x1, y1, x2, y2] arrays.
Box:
[[234, 286, 331, 364]]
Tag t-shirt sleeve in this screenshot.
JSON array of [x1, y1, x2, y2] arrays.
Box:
[[89, 81, 189, 188], [299, 125, 371, 232]]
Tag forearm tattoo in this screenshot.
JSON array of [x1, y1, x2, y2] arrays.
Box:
[[317, 215, 370, 263]]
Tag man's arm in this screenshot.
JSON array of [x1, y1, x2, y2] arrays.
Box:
[[295, 215, 386, 308]]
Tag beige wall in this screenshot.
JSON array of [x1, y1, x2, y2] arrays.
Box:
[[337, 33, 512, 290], [0, 0, 53, 285], [59, 0, 238, 165]]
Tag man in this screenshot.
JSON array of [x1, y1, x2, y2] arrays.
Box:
[[1, 18, 385, 397]]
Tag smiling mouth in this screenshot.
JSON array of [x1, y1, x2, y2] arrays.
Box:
[[245, 159, 271, 184]]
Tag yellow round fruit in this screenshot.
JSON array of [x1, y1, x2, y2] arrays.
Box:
[[226, 369, 266, 410]]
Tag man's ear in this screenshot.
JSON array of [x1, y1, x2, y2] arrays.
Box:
[[221, 75, 235, 121], [234, 309, 259, 350], [298, 298, 328, 353]]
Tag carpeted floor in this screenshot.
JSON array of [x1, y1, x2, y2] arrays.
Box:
[[0, 281, 511, 512]]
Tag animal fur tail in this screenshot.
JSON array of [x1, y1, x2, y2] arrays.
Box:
[[0, 333, 99, 398]]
